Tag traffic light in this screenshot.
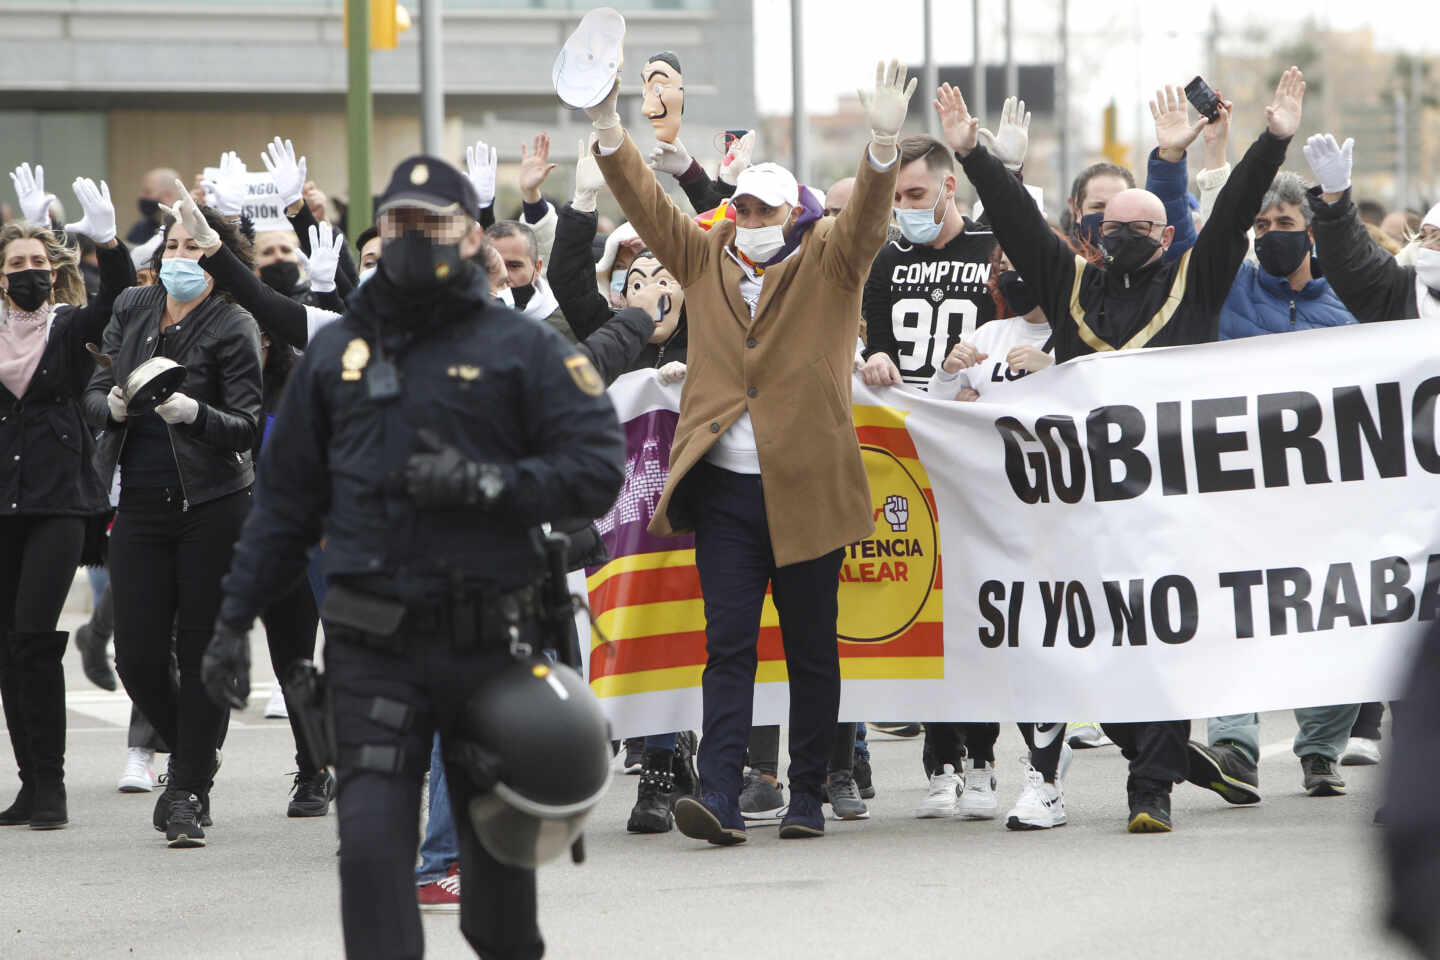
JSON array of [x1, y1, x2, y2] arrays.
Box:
[[344, 0, 412, 51], [1102, 101, 1129, 167]]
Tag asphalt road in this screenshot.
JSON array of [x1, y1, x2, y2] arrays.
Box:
[[0, 611, 1414, 960]]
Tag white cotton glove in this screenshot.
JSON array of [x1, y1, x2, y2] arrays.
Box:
[[573, 136, 606, 213], [63, 177, 117, 244], [155, 392, 199, 425], [260, 137, 307, 211], [9, 162, 56, 227], [160, 178, 221, 253], [106, 385, 129, 423], [202, 151, 249, 218], [857, 60, 918, 147], [1303, 133, 1354, 195], [465, 140, 499, 209], [977, 96, 1031, 172], [657, 361, 687, 385], [718, 131, 756, 187], [297, 222, 344, 294], [646, 139, 693, 178], [130, 229, 165, 273]]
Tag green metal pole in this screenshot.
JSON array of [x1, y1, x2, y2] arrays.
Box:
[[347, 0, 373, 256]]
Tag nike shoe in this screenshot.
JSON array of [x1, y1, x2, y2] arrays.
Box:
[[165, 792, 206, 848], [1185, 740, 1261, 805], [1341, 737, 1381, 766], [958, 760, 998, 820], [739, 769, 785, 820], [1126, 779, 1172, 834], [914, 764, 961, 819], [1301, 755, 1346, 796], [1006, 762, 1066, 830], [1067, 722, 1111, 748], [118, 747, 156, 793]]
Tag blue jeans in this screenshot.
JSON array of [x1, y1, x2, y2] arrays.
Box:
[[644, 732, 677, 751], [854, 722, 869, 761], [1208, 704, 1363, 762], [415, 734, 459, 885], [86, 564, 109, 609]]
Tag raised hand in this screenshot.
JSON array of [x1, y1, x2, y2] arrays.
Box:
[[1265, 66, 1306, 139], [465, 140, 498, 208], [646, 139, 693, 177], [519, 133, 559, 203], [298, 222, 344, 294], [9, 162, 56, 227], [1302, 133, 1354, 196], [977, 96, 1031, 171], [933, 83, 980, 157], [1201, 90, 1233, 170], [1150, 85, 1209, 163], [161, 177, 221, 254], [63, 177, 118, 246], [718, 130, 757, 186], [260, 136, 307, 210], [573, 135, 606, 213], [859, 60, 918, 148], [202, 151, 249, 218]]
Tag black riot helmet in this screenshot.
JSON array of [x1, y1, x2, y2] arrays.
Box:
[[444, 657, 612, 869]]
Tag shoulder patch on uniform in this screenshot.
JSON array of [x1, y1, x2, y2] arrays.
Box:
[[564, 353, 605, 396]]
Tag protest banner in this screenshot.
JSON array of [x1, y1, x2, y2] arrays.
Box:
[[201, 169, 292, 233]]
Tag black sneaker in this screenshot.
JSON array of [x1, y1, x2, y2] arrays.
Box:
[[1301, 755, 1346, 796], [671, 731, 699, 797], [288, 770, 335, 818], [1126, 780, 1173, 834], [870, 723, 921, 739], [627, 750, 676, 834], [852, 751, 876, 799], [622, 738, 644, 774], [1185, 740, 1261, 805], [738, 769, 785, 820], [154, 753, 220, 830], [166, 793, 206, 848], [74, 623, 118, 691], [778, 791, 826, 839]]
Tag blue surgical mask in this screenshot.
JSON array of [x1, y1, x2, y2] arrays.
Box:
[[358, 266, 377, 287], [159, 258, 210, 302], [609, 268, 626, 296], [894, 187, 947, 245]]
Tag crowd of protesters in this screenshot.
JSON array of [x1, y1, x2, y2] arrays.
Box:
[[2, 35, 1437, 957]]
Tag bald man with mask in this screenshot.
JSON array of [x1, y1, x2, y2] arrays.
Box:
[[939, 67, 1306, 366], [937, 69, 1307, 835], [126, 167, 182, 245]]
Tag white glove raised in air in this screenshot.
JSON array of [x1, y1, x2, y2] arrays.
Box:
[[297, 222, 344, 294], [260, 137, 307, 211], [202, 151, 249, 218], [155, 392, 199, 425], [573, 136, 606, 213], [9, 163, 56, 227], [646, 139, 693, 178], [718, 131, 756, 187], [63, 177, 118, 244], [160, 178, 221, 254], [1302, 133, 1354, 195], [977, 97, 1031, 172], [858, 60, 918, 146], [465, 140, 499, 209]]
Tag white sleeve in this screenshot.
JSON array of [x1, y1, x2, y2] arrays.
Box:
[[926, 365, 966, 398], [305, 305, 342, 344], [527, 201, 558, 267]]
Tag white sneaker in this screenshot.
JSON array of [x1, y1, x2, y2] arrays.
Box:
[[1006, 763, 1066, 830], [1067, 721, 1112, 748], [264, 687, 289, 719], [1341, 737, 1381, 766], [958, 760, 998, 819], [914, 764, 961, 818], [118, 747, 155, 793], [1058, 741, 1074, 782]]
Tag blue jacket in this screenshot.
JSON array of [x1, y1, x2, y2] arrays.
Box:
[[1219, 260, 1356, 339], [1146, 148, 1198, 263]]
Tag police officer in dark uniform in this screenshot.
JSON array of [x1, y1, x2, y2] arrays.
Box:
[[201, 155, 624, 960]]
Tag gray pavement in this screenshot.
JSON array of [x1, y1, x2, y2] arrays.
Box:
[[0, 611, 1414, 960]]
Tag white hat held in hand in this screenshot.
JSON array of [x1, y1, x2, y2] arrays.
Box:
[[554, 7, 627, 109]]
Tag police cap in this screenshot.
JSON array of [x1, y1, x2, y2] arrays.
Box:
[[375, 155, 481, 221]]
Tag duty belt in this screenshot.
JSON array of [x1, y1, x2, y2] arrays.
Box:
[[321, 580, 542, 654]]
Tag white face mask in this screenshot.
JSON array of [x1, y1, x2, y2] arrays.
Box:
[[1414, 248, 1440, 291], [734, 224, 786, 264], [357, 266, 377, 287]]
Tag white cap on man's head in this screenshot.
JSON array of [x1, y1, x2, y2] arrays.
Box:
[[733, 163, 799, 209], [1423, 200, 1440, 231]]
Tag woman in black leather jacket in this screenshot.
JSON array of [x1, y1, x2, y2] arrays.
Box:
[[0, 188, 134, 831], [83, 198, 262, 848]]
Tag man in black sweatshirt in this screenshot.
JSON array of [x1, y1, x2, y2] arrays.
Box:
[[934, 68, 1306, 834], [940, 68, 1305, 364]]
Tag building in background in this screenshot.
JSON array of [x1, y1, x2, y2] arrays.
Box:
[[0, 0, 756, 225]]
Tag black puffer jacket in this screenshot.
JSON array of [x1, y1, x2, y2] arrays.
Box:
[[84, 284, 263, 509], [0, 243, 134, 517]]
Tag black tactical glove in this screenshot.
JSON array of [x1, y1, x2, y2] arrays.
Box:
[[405, 428, 504, 509], [202, 619, 252, 711]]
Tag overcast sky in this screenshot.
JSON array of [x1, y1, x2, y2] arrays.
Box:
[[752, 0, 1436, 146]]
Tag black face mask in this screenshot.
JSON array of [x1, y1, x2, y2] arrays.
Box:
[[260, 260, 302, 294], [4, 269, 52, 312], [379, 231, 467, 295], [1100, 225, 1163, 277], [138, 197, 161, 219], [997, 269, 1039, 317], [1076, 212, 1105, 247], [1254, 229, 1311, 279], [510, 282, 536, 311]]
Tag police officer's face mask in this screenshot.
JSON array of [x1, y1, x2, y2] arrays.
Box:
[[380, 229, 465, 293]]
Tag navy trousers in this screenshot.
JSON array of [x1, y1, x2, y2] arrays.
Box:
[[689, 463, 844, 802]]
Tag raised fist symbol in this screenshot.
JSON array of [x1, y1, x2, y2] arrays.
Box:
[[883, 494, 909, 532]]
